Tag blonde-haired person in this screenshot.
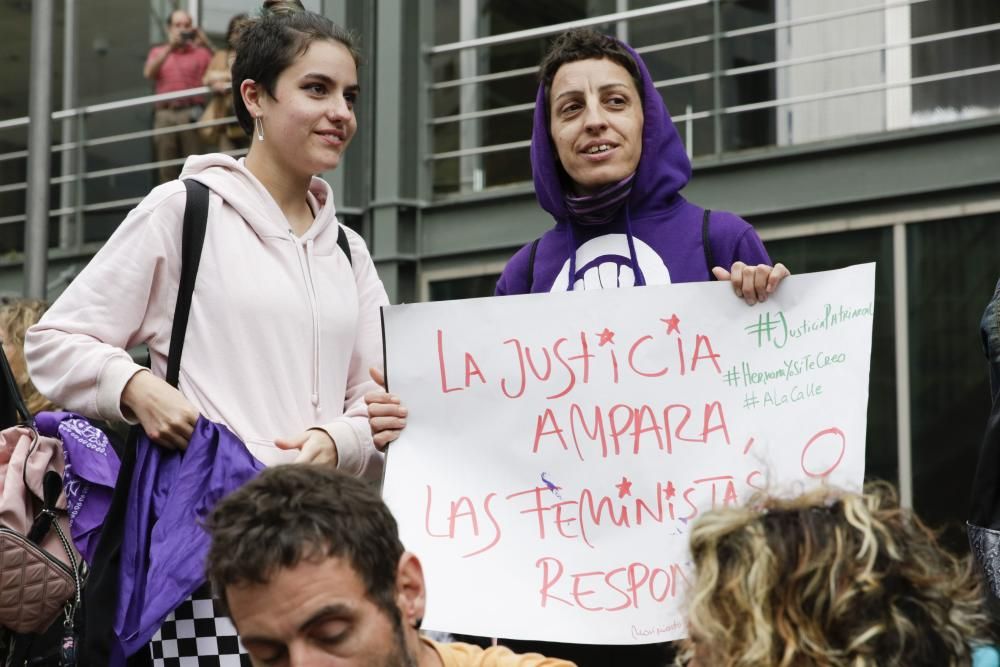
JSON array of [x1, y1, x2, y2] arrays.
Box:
[[680, 482, 998, 667], [0, 298, 55, 415]]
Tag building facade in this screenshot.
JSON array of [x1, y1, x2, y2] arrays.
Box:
[[1, 0, 999, 544]]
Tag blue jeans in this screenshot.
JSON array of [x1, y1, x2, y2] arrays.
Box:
[[983, 277, 1000, 405]]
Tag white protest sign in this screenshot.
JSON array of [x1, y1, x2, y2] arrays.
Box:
[[381, 263, 875, 644]]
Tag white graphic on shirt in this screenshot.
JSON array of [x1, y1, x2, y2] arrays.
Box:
[[549, 234, 671, 292]]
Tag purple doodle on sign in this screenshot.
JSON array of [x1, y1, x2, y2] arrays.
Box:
[[541, 472, 563, 499]]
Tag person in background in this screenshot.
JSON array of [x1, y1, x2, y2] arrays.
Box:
[[0, 298, 55, 415], [680, 482, 998, 667], [144, 9, 213, 183], [201, 13, 250, 153], [206, 464, 577, 667]]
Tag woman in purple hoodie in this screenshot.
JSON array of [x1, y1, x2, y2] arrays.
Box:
[[369, 28, 789, 439], [499, 28, 787, 298], [368, 28, 789, 666]]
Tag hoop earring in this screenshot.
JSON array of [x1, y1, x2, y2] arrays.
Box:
[[255, 115, 264, 142]]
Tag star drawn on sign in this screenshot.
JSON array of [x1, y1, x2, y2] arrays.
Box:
[[661, 314, 681, 335], [616, 475, 633, 498], [596, 327, 615, 346], [663, 481, 676, 500]]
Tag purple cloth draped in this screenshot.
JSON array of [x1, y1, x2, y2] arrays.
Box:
[[35, 411, 120, 564], [39, 412, 264, 664], [114, 416, 264, 660]]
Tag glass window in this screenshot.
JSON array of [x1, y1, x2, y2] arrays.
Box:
[[428, 273, 502, 301], [0, 1, 64, 253], [763, 227, 898, 487], [430, 0, 783, 196], [430, 0, 618, 197], [907, 213, 999, 547], [911, 0, 1000, 123]]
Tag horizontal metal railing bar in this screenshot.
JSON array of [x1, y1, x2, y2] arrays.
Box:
[[0, 86, 212, 131], [85, 157, 186, 180], [0, 197, 143, 226], [1, 147, 249, 217], [652, 72, 715, 89], [0, 148, 250, 226], [429, 139, 531, 161], [719, 0, 930, 41], [430, 102, 535, 125], [430, 65, 540, 91], [722, 21, 1000, 79], [427, 0, 711, 54], [429, 63, 1000, 160], [672, 108, 713, 123], [648, 22, 1000, 93], [88, 116, 238, 147], [633, 33, 714, 57], [0, 118, 244, 190], [0, 115, 239, 166], [721, 62, 1000, 115], [0, 155, 187, 195]]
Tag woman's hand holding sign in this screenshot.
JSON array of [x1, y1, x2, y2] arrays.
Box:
[[366, 367, 407, 452]]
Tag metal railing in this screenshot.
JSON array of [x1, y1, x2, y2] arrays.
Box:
[[0, 86, 246, 249], [2, 0, 999, 241], [427, 0, 1000, 196]]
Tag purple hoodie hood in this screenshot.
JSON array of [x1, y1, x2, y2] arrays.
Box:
[[530, 40, 692, 223], [496, 36, 769, 295]]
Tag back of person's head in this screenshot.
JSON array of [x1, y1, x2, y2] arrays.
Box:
[[0, 298, 55, 415], [538, 28, 642, 111], [681, 482, 991, 667], [205, 464, 404, 616], [225, 13, 249, 47], [230, 0, 360, 136]]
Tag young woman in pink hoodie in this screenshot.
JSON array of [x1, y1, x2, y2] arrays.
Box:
[[25, 3, 386, 663], [27, 3, 385, 474]]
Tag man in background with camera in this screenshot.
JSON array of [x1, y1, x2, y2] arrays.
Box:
[[143, 9, 213, 183]]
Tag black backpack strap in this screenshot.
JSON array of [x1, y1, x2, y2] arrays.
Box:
[[166, 179, 210, 387], [81, 179, 209, 666], [0, 341, 30, 425], [702, 209, 716, 280], [336, 223, 353, 268], [526, 237, 541, 293]]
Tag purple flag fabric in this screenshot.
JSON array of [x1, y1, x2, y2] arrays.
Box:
[[38, 412, 263, 663], [115, 416, 264, 659], [35, 411, 120, 564]]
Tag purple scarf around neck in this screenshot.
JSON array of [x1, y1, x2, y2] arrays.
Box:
[[563, 172, 635, 226]]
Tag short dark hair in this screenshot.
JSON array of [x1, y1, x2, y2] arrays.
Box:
[[205, 465, 404, 617], [538, 28, 643, 115], [231, 2, 361, 135]]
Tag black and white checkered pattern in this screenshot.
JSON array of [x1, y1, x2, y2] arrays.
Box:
[[149, 585, 250, 667]]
